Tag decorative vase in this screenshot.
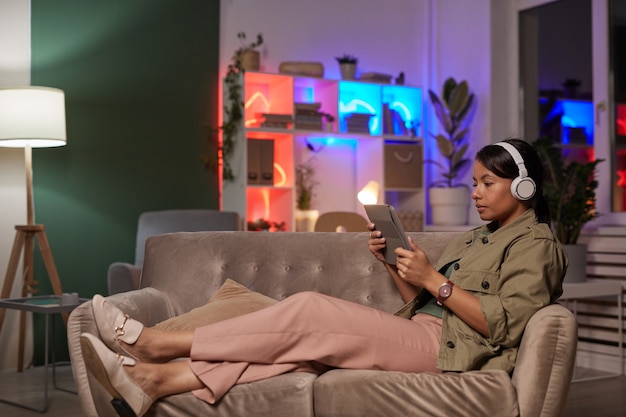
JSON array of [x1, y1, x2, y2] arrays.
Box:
[[339, 63, 357, 80], [429, 187, 469, 226], [295, 209, 319, 232], [241, 49, 260, 71], [563, 244, 587, 283]]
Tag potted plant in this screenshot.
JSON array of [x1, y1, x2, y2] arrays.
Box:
[[427, 77, 475, 225], [295, 158, 320, 231], [201, 32, 263, 181], [533, 136, 603, 282], [335, 54, 358, 80], [235, 32, 264, 72], [247, 218, 286, 232], [320, 112, 335, 131]]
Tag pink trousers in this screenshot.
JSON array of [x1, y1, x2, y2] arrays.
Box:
[[188, 291, 442, 403]]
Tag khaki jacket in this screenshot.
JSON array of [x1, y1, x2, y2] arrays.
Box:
[[398, 209, 567, 373]]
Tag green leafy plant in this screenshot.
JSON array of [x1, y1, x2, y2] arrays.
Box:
[[202, 32, 263, 181], [320, 112, 335, 123], [295, 159, 319, 210], [335, 54, 358, 64], [427, 77, 475, 187], [533, 136, 603, 244]]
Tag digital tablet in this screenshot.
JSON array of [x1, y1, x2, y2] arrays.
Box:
[[364, 204, 410, 265]]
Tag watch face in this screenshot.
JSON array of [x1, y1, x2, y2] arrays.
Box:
[[439, 284, 452, 298]]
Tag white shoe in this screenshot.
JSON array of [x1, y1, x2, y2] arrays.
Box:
[[80, 332, 153, 417], [92, 294, 143, 360]]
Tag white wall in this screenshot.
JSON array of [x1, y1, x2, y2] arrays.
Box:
[[0, 0, 32, 371], [427, 0, 493, 226], [220, 0, 430, 87], [490, 0, 520, 141]]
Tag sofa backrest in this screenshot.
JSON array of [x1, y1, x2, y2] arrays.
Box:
[[140, 231, 459, 317]]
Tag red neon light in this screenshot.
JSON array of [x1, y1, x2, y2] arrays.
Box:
[[616, 104, 626, 136], [617, 170, 626, 187]]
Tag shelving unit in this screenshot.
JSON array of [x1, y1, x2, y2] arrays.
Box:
[[222, 72, 424, 231]]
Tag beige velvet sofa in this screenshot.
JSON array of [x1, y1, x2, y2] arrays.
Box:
[[67, 231, 577, 417]]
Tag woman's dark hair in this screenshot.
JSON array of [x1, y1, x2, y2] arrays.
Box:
[[475, 138, 551, 225]]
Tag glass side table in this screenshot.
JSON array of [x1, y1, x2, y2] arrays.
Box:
[[0, 294, 88, 412]]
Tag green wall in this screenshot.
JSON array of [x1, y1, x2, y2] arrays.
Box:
[[29, 0, 220, 364]]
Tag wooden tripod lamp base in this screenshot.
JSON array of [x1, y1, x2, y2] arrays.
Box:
[[0, 224, 64, 372], [0, 87, 68, 372]]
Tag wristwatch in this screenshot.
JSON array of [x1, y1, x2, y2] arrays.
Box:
[[436, 280, 455, 306]]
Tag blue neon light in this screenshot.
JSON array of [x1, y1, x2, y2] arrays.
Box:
[[390, 101, 412, 128], [340, 99, 379, 133], [559, 99, 593, 145], [305, 137, 357, 148]]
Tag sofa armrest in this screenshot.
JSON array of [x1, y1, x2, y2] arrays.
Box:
[[107, 262, 141, 295], [68, 288, 174, 417], [511, 303, 577, 417]]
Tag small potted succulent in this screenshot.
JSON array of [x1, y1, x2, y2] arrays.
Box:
[[335, 54, 358, 80]]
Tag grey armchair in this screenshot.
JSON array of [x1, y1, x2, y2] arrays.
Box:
[[107, 209, 241, 295]]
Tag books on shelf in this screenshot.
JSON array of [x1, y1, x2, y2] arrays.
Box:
[[294, 102, 326, 130], [252, 113, 293, 129], [295, 122, 324, 130], [295, 102, 322, 112], [345, 112, 372, 133], [382, 103, 409, 135]]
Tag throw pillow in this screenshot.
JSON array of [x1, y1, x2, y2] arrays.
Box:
[[153, 278, 278, 331]]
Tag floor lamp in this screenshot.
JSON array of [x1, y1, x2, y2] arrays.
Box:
[[0, 86, 67, 371]]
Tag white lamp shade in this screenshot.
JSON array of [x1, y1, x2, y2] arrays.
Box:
[[357, 180, 380, 205], [0, 86, 67, 148]]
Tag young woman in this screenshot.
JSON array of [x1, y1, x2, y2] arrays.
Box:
[[80, 138, 567, 417]]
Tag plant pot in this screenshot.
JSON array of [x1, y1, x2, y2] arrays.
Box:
[[339, 63, 357, 80], [429, 187, 469, 226], [563, 244, 587, 283], [295, 209, 319, 232], [241, 50, 260, 71]]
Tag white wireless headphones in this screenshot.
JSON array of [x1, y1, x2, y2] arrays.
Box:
[[494, 142, 536, 201]]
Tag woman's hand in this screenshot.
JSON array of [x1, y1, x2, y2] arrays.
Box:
[[394, 237, 438, 289], [369, 225, 423, 303], [367, 222, 387, 263]]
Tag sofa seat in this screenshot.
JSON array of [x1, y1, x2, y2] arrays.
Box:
[[314, 369, 517, 417], [155, 373, 317, 417]]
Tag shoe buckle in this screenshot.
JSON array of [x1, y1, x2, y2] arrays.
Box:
[[114, 314, 130, 337]]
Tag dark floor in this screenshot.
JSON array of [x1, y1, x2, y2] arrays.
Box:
[[0, 365, 624, 416]]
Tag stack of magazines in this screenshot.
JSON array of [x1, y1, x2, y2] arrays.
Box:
[[294, 102, 324, 130], [253, 113, 293, 129], [345, 113, 373, 133]]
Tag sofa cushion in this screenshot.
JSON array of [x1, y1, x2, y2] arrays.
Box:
[[313, 369, 518, 417], [153, 279, 278, 331], [155, 372, 318, 417]]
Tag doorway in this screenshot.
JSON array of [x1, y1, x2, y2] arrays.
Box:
[[519, 0, 626, 218]]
